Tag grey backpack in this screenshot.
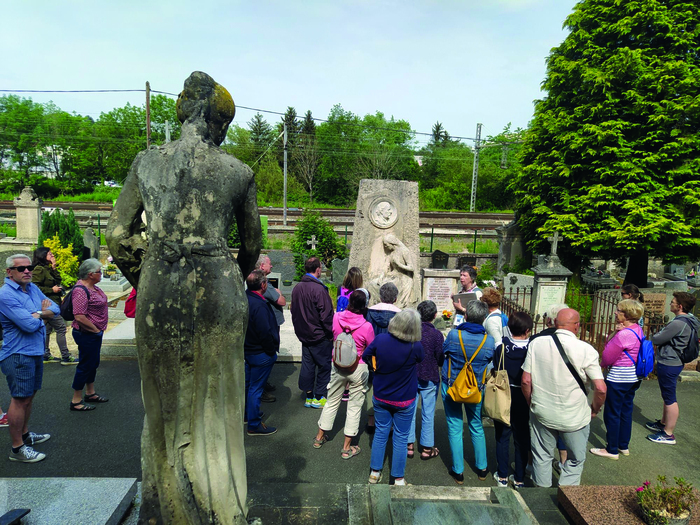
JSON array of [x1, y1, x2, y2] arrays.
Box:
[[333, 324, 364, 372]]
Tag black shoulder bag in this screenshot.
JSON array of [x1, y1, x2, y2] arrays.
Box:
[[551, 334, 588, 396]]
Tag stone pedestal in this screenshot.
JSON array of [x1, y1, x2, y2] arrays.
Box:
[[496, 220, 529, 273], [421, 269, 460, 315], [530, 254, 572, 319], [13, 186, 42, 243]]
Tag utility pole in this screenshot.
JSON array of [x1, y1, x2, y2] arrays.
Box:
[[145, 81, 151, 148], [283, 122, 288, 226], [469, 123, 482, 213], [165, 120, 171, 143]]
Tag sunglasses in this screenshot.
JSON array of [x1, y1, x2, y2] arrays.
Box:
[[9, 265, 35, 272]]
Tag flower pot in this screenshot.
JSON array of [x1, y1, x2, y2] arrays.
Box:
[[283, 280, 293, 286], [641, 507, 691, 525]]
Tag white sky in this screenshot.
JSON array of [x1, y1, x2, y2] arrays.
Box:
[[3, 0, 577, 144]]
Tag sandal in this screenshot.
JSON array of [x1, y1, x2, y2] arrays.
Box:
[[420, 446, 440, 460], [70, 401, 96, 412], [407, 443, 415, 459], [341, 445, 361, 460], [313, 435, 327, 449], [84, 393, 109, 403], [368, 470, 382, 484]]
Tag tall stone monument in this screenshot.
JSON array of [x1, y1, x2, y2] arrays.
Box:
[[530, 232, 572, 318], [107, 72, 261, 525], [349, 180, 420, 308], [13, 186, 42, 242]]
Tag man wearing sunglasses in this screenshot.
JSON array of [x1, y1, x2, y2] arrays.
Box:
[[0, 254, 60, 463]]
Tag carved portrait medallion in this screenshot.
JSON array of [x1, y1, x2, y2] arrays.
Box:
[[369, 198, 398, 229]]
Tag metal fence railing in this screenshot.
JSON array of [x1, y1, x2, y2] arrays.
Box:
[[500, 286, 669, 354]]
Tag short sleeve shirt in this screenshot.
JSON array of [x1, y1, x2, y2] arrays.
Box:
[[71, 285, 109, 331], [522, 329, 603, 432], [263, 286, 284, 326]]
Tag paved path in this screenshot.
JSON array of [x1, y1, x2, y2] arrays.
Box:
[[2, 359, 699, 493]]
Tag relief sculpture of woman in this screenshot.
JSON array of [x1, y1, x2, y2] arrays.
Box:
[[107, 71, 261, 524]]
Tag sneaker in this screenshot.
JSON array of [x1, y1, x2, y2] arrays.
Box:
[[477, 468, 489, 481], [369, 470, 382, 484], [261, 391, 276, 403], [264, 381, 276, 393], [589, 448, 619, 460], [0, 413, 7, 427], [9, 445, 46, 463], [645, 420, 665, 433], [508, 475, 525, 490], [60, 356, 79, 366], [23, 432, 51, 446], [43, 355, 60, 364], [647, 431, 676, 445], [310, 397, 326, 409], [619, 449, 630, 456], [493, 472, 508, 487], [247, 423, 277, 436], [304, 398, 314, 408]]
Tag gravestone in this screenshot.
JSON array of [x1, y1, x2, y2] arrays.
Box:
[[83, 228, 101, 260], [421, 269, 460, 315], [266, 250, 296, 281], [13, 186, 42, 242], [332, 257, 349, 284], [457, 255, 477, 269], [496, 219, 529, 273], [431, 250, 449, 269], [530, 232, 572, 318], [349, 179, 420, 308]]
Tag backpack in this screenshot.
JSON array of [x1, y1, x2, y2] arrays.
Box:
[[486, 311, 510, 339], [336, 295, 349, 313], [60, 285, 89, 321], [623, 328, 655, 379], [332, 323, 365, 372], [673, 317, 700, 364], [446, 331, 488, 404]]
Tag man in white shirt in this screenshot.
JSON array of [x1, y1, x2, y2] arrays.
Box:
[[521, 308, 606, 487]]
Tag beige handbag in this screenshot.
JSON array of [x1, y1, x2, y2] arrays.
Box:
[[482, 344, 511, 426]]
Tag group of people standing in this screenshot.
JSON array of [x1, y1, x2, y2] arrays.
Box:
[[0, 251, 110, 463]]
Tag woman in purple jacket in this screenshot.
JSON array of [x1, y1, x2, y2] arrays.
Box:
[[407, 301, 444, 460], [362, 309, 424, 485], [590, 299, 644, 459]]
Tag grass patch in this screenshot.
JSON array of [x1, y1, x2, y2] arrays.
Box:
[[419, 236, 498, 254], [0, 223, 17, 237]]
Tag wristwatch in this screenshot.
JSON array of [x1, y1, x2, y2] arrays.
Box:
[[36, 310, 43, 318]]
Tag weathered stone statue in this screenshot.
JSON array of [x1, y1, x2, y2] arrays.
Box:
[[106, 72, 261, 524]]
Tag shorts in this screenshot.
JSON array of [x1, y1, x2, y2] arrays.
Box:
[[1, 353, 43, 398], [656, 363, 683, 405]]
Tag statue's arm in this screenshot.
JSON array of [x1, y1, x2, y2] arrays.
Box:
[[235, 172, 262, 277], [106, 153, 147, 287]]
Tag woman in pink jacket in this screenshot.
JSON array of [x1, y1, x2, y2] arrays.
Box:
[[313, 289, 375, 459], [590, 299, 644, 459]]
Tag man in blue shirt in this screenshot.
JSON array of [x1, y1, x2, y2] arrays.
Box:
[[0, 254, 60, 463]]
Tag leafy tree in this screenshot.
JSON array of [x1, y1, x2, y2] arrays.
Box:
[[0, 95, 45, 181], [149, 94, 181, 144], [475, 125, 524, 211], [513, 0, 700, 286], [294, 111, 320, 203], [38, 209, 84, 258], [224, 124, 256, 165], [291, 210, 348, 279]]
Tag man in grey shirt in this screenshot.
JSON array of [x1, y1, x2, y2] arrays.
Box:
[[646, 291, 699, 445], [255, 254, 286, 402]]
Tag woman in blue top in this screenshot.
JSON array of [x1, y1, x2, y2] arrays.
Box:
[[362, 309, 424, 486], [442, 300, 495, 484]]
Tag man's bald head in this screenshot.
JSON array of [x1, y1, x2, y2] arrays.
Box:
[[555, 308, 580, 334]]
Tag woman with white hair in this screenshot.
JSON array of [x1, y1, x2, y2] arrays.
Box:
[[362, 309, 424, 485], [69, 258, 109, 411]]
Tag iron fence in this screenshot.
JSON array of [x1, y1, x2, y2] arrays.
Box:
[[500, 286, 669, 354]]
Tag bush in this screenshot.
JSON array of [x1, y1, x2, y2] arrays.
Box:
[[42, 235, 79, 288], [228, 215, 268, 249], [291, 210, 348, 280], [38, 209, 84, 258]]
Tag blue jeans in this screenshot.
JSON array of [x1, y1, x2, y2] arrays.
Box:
[[603, 379, 640, 454], [370, 398, 417, 478], [245, 352, 277, 429], [441, 381, 487, 473], [408, 379, 438, 447], [71, 329, 103, 391]]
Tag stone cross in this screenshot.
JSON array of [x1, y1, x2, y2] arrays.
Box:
[[307, 235, 318, 250], [547, 231, 560, 256]]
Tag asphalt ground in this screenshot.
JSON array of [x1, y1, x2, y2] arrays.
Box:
[[2, 359, 699, 492]]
